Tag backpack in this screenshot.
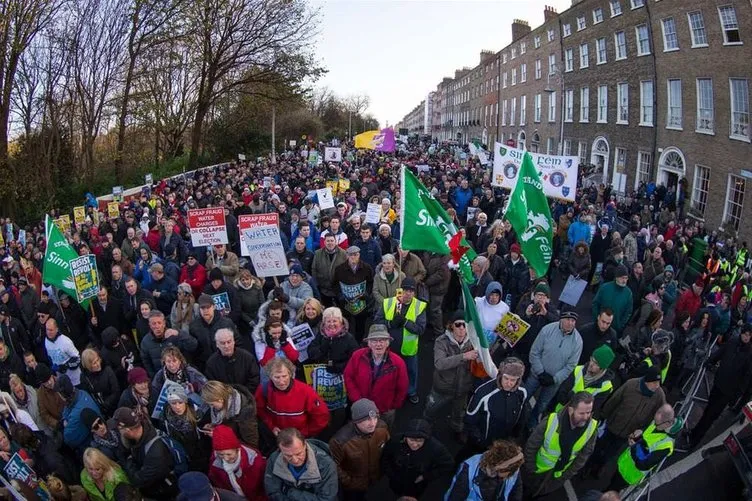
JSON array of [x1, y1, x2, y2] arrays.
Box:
[[145, 430, 190, 478]]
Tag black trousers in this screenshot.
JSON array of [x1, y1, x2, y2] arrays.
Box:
[[691, 386, 734, 443]]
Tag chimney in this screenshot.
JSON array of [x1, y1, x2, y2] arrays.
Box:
[[511, 19, 531, 41], [544, 5, 558, 22], [480, 50, 495, 63]]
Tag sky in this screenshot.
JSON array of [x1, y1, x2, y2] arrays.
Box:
[[312, 0, 572, 128]]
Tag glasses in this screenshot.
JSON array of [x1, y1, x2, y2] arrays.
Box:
[[454, 321, 466, 328], [91, 419, 104, 431]]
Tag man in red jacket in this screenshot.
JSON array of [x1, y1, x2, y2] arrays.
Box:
[[675, 280, 703, 324], [344, 324, 408, 429]]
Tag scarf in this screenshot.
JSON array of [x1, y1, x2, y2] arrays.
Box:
[[211, 389, 241, 425], [322, 324, 343, 338], [237, 281, 254, 291], [166, 411, 195, 435], [583, 370, 604, 387], [132, 387, 150, 408], [93, 429, 120, 450], [221, 452, 244, 495], [166, 366, 187, 385]]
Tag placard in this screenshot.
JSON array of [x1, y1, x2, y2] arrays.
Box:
[[239, 213, 288, 277], [211, 292, 231, 312], [559, 276, 588, 306], [145, 173, 153, 185], [112, 185, 124, 202], [263, 176, 272, 189], [3, 452, 50, 500], [492, 142, 579, 201], [339, 179, 350, 192], [317, 187, 334, 210], [18, 230, 26, 247], [54, 215, 71, 234], [289, 140, 297, 147], [152, 379, 183, 419], [324, 147, 342, 162], [73, 206, 86, 224], [290, 323, 316, 362], [303, 364, 347, 410], [188, 207, 228, 247], [69, 254, 100, 303], [239, 213, 276, 256], [237, 154, 246, 161], [493, 312, 530, 348], [365, 203, 382, 224], [107, 201, 120, 219], [308, 151, 319, 167], [325, 180, 339, 196]]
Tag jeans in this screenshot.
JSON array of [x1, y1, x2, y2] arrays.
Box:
[[524, 374, 561, 429], [404, 355, 418, 396], [423, 388, 467, 432]]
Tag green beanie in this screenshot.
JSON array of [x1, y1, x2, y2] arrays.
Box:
[[592, 344, 615, 369]]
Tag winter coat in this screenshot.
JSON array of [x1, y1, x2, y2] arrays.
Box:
[[311, 247, 348, 298], [555, 368, 615, 416], [529, 322, 582, 385], [151, 364, 207, 396], [475, 282, 509, 342], [432, 331, 475, 395], [589, 232, 612, 264], [79, 367, 121, 416], [465, 378, 529, 447], [235, 277, 265, 330], [372, 264, 405, 306], [624, 232, 639, 265], [503, 257, 530, 308], [601, 378, 666, 438], [0, 351, 24, 392], [567, 220, 591, 247], [306, 329, 359, 374], [209, 445, 268, 500], [708, 336, 752, 398], [188, 312, 246, 369], [202, 281, 242, 326], [205, 251, 240, 283], [81, 465, 130, 501], [255, 379, 329, 438], [19, 287, 39, 330], [264, 438, 339, 500], [592, 282, 633, 333], [62, 390, 101, 450], [351, 237, 383, 270], [179, 263, 207, 299], [145, 275, 177, 316], [37, 385, 65, 430], [423, 253, 452, 296], [448, 458, 522, 501], [121, 289, 153, 329], [121, 422, 178, 499], [267, 278, 313, 311], [139, 330, 198, 377], [205, 347, 260, 394], [329, 420, 389, 492], [400, 252, 427, 283], [212, 386, 259, 448], [577, 322, 618, 366], [100, 327, 139, 388], [344, 348, 408, 413], [0, 317, 29, 358], [568, 243, 592, 278], [333, 261, 374, 316], [10, 385, 46, 435], [381, 434, 455, 498]]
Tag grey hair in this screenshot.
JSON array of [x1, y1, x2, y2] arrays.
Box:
[[382, 253, 395, 264]]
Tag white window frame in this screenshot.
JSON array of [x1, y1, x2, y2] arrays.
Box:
[[534, 35, 541, 49], [687, 11, 708, 48], [565, 48, 574, 72], [502, 53, 508, 64], [577, 16, 586, 31], [631, 0, 644, 9], [614, 31, 627, 60], [718, 5, 742, 45], [580, 43, 589, 68], [580, 87, 590, 122], [579, 141, 588, 165], [563, 24, 572, 37], [667, 79, 683, 130], [596, 38, 607, 64], [691, 165, 711, 215], [548, 54, 556, 74], [563, 140, 573, 156], [534, 94, 542, 123], [548, 91, 557, 122], [730, 78, 750, 142], [502, 100, 508, 126], [521, 63, 527, 83], [636, 25, 651, 56], [636, 152, 652, 189], [593, 8, 604, 24], [503, 72, 508, 88], [724, 175, 746, 230], [548, 29, 555, 42], [640, 80, 654, 127], [565, 89, 574, 122], [520, 41, 527, 54], [535, 59, 542, 80], [610, 0, 622, 17], [615, 147, 627, 173], [617, 82, 629, 124], [598, 85, 608, 123], [510, 97, 516, 126], [696, 78, 714, 134], [512, 68, 517, 86], [662, 17, 679, 52], [520, 95, 527, 125], [511, 47, 517, 59]]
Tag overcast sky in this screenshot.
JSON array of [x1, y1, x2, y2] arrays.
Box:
[[312, 0, 572, 128]]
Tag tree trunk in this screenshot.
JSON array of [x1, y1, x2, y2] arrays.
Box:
[[188, 99, 209, 171], [115, 51, 137, 184]]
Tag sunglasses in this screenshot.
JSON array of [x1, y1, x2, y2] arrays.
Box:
[[454, 321, 466, 328], [92, 419, 104, 430]]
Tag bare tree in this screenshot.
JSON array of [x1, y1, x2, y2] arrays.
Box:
[[309, 86, 334, 117], [345, 93, 370, 137]]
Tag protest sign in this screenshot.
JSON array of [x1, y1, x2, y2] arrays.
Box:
[[303, 364, 347, 410], [290, 323, 316, 362], [559, 276, 588, 306], [339, 179, 350, 192], [18, 230, 26, 247], [325, 180, 338, 195], [263, 176, 272, 188], [107, 201, 120, 219], [0, 232, 4, 246], [152, 379, 184, 419], [237, 154, 246, 161], [365, 203, 382, 224], [112, 185, 123, 202], [211, 292, 231, 313], [188, 207, 228, 247], [492, 143, 579, 201], [494, 312, 530, 348], [54, 215, 71, 234], [239, 213, 288, 277], [317, 187, 334, 209], [466, 207, 480, 222], [308, 150, 319, 167], [590, 263, 603, 286], [69, 254, 100, 303], [73, 206, 86, 224], [324, 147, 342, 162], [289, 140, 297, 147], [145, 173, 153, 185], [4, 452, 50, 500]]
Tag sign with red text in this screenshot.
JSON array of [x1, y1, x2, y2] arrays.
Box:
[[188, 207, 228, 247], [239, 213, 287, 277]]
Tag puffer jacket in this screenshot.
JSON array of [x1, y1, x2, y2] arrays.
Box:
[[344, 348, 408, 413], [432, 331, 475, 395], [329, 420, 390, 492], [372, 264, 405, 305], [255, 379, 329, 438], [265, 439, 339, 500], [568, 242, 592, 278], [79, 366, 121, 416]]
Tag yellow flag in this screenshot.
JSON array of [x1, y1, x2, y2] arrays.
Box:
[[354, 130, 379, 149]]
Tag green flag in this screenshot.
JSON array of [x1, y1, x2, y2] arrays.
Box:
[[461, 279, 498, 378], [504, 151, 554, 278], [43, 215, 86, 305], [399, 167, 476, 282]]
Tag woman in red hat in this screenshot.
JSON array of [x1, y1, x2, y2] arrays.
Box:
[[208, 425, 267, 500]]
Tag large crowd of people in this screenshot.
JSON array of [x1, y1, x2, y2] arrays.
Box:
[[0, 141, 748, 501]]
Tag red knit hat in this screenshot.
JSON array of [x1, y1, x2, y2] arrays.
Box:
[[212, 425, 240, 451]]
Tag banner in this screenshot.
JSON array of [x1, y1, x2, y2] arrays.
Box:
[[324, 147, 342, 162], [503, 151, 554, 278], [107, 201, 120, 219], [239, 213, 287, 277], [290, 323, 316, 362], [303, 364, 347, 410], [69, 254, 100, 303], [112, 186, 123, 202], [73, 206, 86, 224], [188, 207, 228, 247], [4, 452, 50, 500], [317, 187, 335, 210], [365, 203, 382, 224], [492, 143, 579, 201], [354, 128, 396, 152], [494, 312, 530, 348]]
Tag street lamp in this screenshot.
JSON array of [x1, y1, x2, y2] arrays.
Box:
[[544, 68, 565, 156]]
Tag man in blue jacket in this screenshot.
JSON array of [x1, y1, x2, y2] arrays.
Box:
[[56, 374, 101, 454], [451, 178, 474, 223], [567, 214, 592, 248]]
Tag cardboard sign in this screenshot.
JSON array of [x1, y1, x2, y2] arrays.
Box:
[[308, 151, 319, 167], [238, 154, 246, 161], [317, 187, 334, 210], [73, 206, 86, 224], [152, 379, 184, 419], [325, 180, 338, 195], [188, 207, 228, 247], [18, 230, 26, 247], [559, 276, 588, 306], [365, 203, 382, 224], [239, 213, 288, 277], [211, 292, 231, 312], [303, 364, 347, 410], [263, 176, 272, 189], [290, 323, 316, 362], [289, 140, 297, 147], [239, 213, 276, 256], [4, 452, 50, 500], [494, 312, 530, 348], [69, 254, 100, 302], [145, 173, 153, 185], [324, 147, 342, 162], [54, 216, 71, 234], [107, 201, 120, 219], [112, 185, 123, 202]]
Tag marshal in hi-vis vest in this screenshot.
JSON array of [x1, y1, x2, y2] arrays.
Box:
[[382, 296, 427, 356], [535, 412, 598, 478], [616, 421, 674, 485]]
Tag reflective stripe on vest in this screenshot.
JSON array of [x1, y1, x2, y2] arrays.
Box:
[[383, 297, 427, 356], [555, 366, 614, 412], [535, 413, 598, 478], [616, 422, 674, 485], [737, 249, 748, 268], [643, 351, 671, 383]]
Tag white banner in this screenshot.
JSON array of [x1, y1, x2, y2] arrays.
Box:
[[317, 187, 334, 210], [324, 147, 342, 162], [365, 203, 382, 224], [242, 222, 288, 278], [492, 142, 579, 201]]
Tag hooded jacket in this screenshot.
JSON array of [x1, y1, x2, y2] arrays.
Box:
[[208, 444, 267, 500], [264, 439, 339, 500], [568, 242, 592, 278], [373, 264, 406, 305], [432, 329, 476, 395], [592, 281, 634, 333], [464, 369, 529, 447], [62, 389, 101, 450], [475, 282, 510, 341], [329, 419, 390, 492]]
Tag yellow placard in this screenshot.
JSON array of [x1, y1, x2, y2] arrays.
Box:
[[73, 206, 86, 224], [54, 216, 71, 234], [338, 179, 350, 193], [494, 312, 531, 348], [325, 180, 338, 195], [107, 201, 120, 219]]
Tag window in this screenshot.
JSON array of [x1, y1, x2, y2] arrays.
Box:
[[598, 85, 608, 123], [724, 175, 746, 230], [730, 78, 750, 141], [534, 94, 542, 122], [577, 16, 586, 31], [563, 24, 572, 37], [548, 29, 555, 42], [503, 72, 508, 88], [614, 31, 627, 60], [510, 98, 516, 126], [565, 90, 574, 122], [667, 79, 683, 129], [535, 59, 542, 80], [548, 54, 556, 74], [565, 49, 574, 72], [688, 11, 708, 47], [520, 95, 527, 125], [495, 103, 498, 125], [502, 100, 508, 126], [564, 140, 572, 156], [610, 0, 622, 17], [696, 78, 714, 133], [631, 0, 644, 9], [580, 43, 589, 68], [580, 87, 590, 122], [692, 165, 711, 215], [718, 6, 741, 44], [547, 137, 555, 154], [615, 147, 626, 172], [640, 80, 654, 126], [579, 141, 588, 165], [520, 42, 526, 54], [502, 53, 508, 64], [593, 8, 604, 24], [534, 35, 541, 49], [548, 91, 556, 122], [617, 82, 629, 124], [662, 18, 679, 51], [521, 64, 527, 83], [596, 38, 607, 64], [512, 68, 517, 85], [636, 152, 652, 188], [511, 47, 517, 59], [636, 25, 650, 55]]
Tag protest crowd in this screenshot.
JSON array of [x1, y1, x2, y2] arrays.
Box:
[[0, 137, 749, 501]]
